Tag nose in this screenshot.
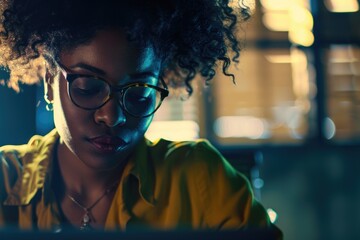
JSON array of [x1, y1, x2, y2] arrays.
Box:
[[94, 98, 126, 127]]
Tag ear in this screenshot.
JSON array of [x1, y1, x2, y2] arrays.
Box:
[[44, 69, 54, 104]]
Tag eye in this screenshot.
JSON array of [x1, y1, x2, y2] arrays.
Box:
[[73, 87, 100, 96], [71, 77, 107, 96], [124, 86, 157, 107], [127, 92, 150, 102]]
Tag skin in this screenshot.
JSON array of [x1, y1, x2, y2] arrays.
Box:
[[44, 28, 161, 228]]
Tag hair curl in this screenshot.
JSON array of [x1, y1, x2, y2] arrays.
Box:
[[0, 0, 250, 93]]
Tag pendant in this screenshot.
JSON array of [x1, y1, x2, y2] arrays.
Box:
[[80, 212, 92, 231]]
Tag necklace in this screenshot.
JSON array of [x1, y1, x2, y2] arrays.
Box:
[[66, 181, 119, 231]]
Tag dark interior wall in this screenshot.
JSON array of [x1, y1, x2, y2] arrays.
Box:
[[221, 144, 360, 240], [260, 146, 360, 240], [0, 74, 37, 146]]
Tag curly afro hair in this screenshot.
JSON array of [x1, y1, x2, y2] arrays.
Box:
[[0, 0, 250, 93]]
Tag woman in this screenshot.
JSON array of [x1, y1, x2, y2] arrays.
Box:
[[0, 0, 281, 236]]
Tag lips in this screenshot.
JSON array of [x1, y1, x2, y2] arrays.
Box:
[[89, 136, 128, 153]]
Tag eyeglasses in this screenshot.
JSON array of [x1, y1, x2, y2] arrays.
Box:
[[56, 61, 169, 118]]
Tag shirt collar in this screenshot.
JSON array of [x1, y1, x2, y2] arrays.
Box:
[[128, 138, 156, 206], [3, 130, 158, 207]]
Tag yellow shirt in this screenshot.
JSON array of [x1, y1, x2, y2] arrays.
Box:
[[0, 129, 277, 233]]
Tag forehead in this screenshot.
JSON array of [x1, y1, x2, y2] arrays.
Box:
[[59, 29, 160, 79]]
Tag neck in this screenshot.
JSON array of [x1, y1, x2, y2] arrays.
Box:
[[55, 141, 127, 196]]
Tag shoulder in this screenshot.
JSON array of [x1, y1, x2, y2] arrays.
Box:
[[148, 138, 222, 161], [147, 138, 221, 166], [0, 143, 27, 201], [145, 139, 273, 229], [0, 129, 56, 168], [147, 138, 247, 187], [0, 129, 58, 201]]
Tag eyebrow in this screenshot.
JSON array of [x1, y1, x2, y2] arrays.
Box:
[[69, 62, 106, 76], [69, 62, 158, 79]]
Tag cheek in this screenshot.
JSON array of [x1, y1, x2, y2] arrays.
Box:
[[52, 78, 88, 140], [128, 115, 154, 138], [52, 78, 72, 138], [140, 116, 153, 132]]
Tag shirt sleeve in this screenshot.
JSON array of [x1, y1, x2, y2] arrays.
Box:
[[0, 150, 20, 228]]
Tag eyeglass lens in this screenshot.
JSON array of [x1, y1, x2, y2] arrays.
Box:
[[69, 77, 162, 117]]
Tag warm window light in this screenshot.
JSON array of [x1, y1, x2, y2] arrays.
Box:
[[265, 54, 292, 63], [260, 0, 290, 11], [288, 28, 314, 47], [261, 0, 314, 42], [328, 45, 359, 63], [290, 6, 313, 31], [287, 5, 314, 46], [324, 0, 359, 12], [291, 48, 310, 97], [145, 121, 199, 142], [214, 116, 268, 139], [262, 12, 290, 31], [329, 57, 358, 63], [266, 50, 311, 98], [261, 0, 290, 31]]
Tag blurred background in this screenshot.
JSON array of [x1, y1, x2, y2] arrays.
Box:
[[1, 0, 360, 239]]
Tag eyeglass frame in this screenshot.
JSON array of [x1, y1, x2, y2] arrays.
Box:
[[55, 61, 169, 118]]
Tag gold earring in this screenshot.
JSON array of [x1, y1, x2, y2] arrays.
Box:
[[45, 101, 54, 111], [44, 94, 53, 111]]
